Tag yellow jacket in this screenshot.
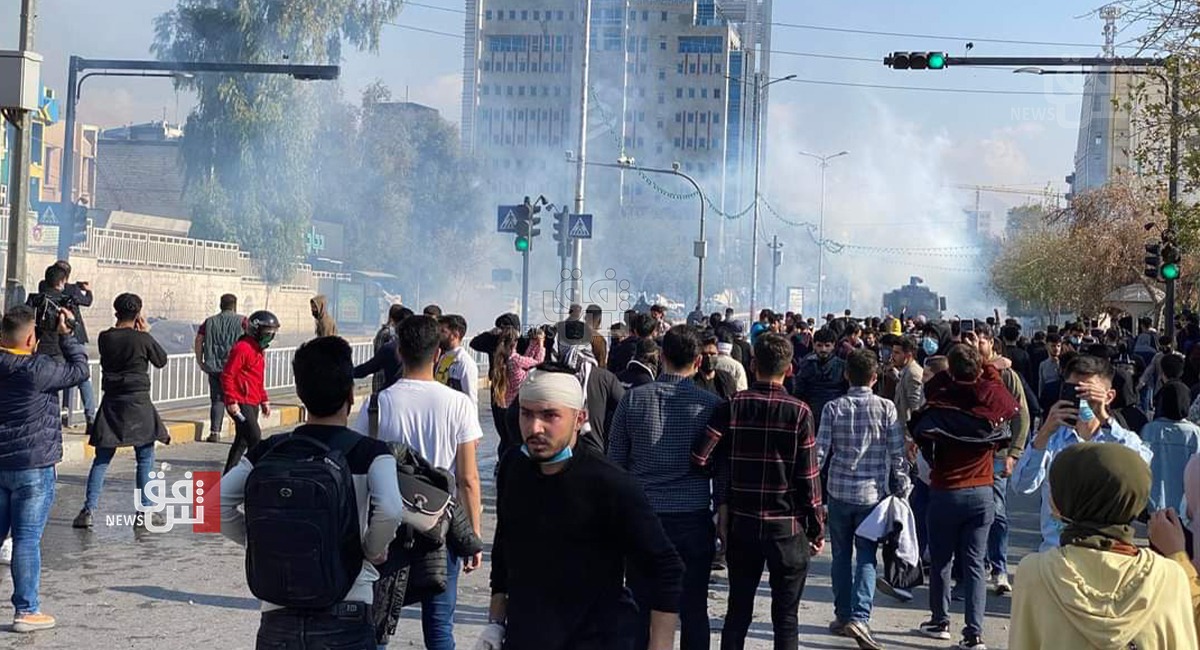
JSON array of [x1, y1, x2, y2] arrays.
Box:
[[1010, 546, 1198, 650], [1170, 551, 1200, 645]]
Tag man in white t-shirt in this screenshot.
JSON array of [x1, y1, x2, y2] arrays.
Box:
[[352, 315, 483, 650], [435, 314, 480, 408]]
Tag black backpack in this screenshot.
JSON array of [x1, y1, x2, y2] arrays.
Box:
[[244, 430, 362, 609]]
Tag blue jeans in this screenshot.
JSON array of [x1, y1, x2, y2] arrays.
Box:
[[987, 458, 1010, 576], [909, 476, 930, 562], [420, 551, 459, 650], [827, 498, 879, 624], [629, 510, 714, 650], [928, 486, 994, 638], [84, 443, 156, 511], [0, 467, 56, 614]]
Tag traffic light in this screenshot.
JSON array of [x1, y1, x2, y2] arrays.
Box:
[[1162, 242, 1182, 281], [71, 203, 88, 245], [1146, 242, 1163, 279], [884, 51, 948, 70], [513, 197, 543, 253], [514, 205, 532, 252], [552, 208, 567, 244]]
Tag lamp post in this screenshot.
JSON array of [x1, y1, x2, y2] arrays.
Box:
[[57, 56, 340, 260], [725, 73, 795, 318], [798, 150, 849, 317], [569, 154, 707, 311]]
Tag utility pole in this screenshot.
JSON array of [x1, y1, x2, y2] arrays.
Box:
[[1166, 59, 1181, 340], [799, 150, 849, 317], [769, 235, 783, 313], [748, 72, 763, 320], [570, 0, 594, 307], [4, 0, 36, 310]]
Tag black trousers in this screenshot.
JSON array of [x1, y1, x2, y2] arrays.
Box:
[[720, 531, 810, 650], [207, 372, 226, 434], [224, 403, 262, 474], [256, 602, 375, 650], [628, 510, 715, 650]]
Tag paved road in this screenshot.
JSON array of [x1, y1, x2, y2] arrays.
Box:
[[0, 403, 1042, 650]]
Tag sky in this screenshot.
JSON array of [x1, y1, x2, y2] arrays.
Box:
[[0, 0, 1133, 311]]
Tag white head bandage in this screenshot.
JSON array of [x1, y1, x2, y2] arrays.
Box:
[[717, 342, 733, 356], [519, 370, 585, 411]]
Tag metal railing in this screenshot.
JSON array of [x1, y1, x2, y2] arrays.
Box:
[[71, 341, 375, 416], [70, 342, 491, 417], [85, 227, 242, 274]]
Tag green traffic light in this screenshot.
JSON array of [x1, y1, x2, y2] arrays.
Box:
[[515, 236, 530, 252], [929, 53, 946, 69], [1163, 263, 1181, 280]]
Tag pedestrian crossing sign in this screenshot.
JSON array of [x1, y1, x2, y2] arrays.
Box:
[[568, 214, 593, 239], [496, 205, 521, 233]]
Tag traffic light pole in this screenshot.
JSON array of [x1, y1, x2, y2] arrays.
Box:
[[521, 248, 531, 329], [1166, 60, 1181, 340]]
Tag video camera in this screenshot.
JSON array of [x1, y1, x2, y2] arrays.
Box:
[[26, 292, 77, 334]]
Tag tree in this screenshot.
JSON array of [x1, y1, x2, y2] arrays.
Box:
[[311, 81, 488, 302], [990, 174, 1193, 320], [152, 0, 403, 283]]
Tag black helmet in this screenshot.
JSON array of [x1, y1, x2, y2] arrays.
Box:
[[247, 310, 280, 335]]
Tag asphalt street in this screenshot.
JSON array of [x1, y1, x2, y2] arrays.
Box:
[[0, 401, 1042, 650]]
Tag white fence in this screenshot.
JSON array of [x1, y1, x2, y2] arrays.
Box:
[[71, 342, 490, 417], [82, 227, 243, 274], [72, 341, 375, 416]]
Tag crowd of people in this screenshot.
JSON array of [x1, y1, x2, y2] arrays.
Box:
[[9, 274, 1200, 649]]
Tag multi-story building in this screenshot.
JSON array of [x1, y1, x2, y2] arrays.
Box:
[[94, 121, 188, 219], [1, 84, 98, 211], [461, 0, 773, 215], [1069, 70, 1143, 196]]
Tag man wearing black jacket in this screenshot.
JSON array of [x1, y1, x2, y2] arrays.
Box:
[[480, 370, 684, 650], [32, 263, 95, 423]]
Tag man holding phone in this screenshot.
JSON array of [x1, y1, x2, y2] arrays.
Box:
[[1011, 354, 1153, 551]]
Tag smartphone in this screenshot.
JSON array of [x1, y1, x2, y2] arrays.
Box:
[[960, 319, 975, 334], [1059, 382, 1080, 426]]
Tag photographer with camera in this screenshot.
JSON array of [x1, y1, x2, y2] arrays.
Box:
[[28, 265, 93, 425], [0, 304, 90, 632], [33, 262, 95, 424]]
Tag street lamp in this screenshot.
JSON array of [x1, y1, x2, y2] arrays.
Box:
[[57, 56, 340, 260], [798, 150, 849, 317], [568, 152, 708, 312], [726, 73, 796, 319]]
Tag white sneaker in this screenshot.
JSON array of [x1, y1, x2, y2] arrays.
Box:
[[993, 572, 1012, 595], [0, 538, 12, 565]]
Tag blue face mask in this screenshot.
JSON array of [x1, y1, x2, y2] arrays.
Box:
[[922, 337, 939, 356], [521, 443, 573, 464]]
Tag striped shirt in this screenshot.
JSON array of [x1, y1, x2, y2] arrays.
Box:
[[608, 374, 724, 513], [816, 387, 910, 506], [693, 382, 824, 542]]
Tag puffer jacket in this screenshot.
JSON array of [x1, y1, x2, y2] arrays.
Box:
[[372, 442, 483, 643], [0, 337, 90, 470]]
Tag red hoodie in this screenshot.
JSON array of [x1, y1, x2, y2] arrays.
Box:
[[220, 336, 268, 406], [920, 365, 1020, 490]]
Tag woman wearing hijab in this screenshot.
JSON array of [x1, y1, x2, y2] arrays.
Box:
[[1010, 443, 1197, 649], [1144, 382, 1200, 513]]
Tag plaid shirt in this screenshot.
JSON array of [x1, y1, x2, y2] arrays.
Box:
[[692, 381, 824, 542], [608, 374, 724, 513], [816, 387, 910, 506]]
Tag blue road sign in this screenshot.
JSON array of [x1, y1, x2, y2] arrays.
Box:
[[568, 214, 593, 239], [38, 204, 58, 226], [497, 205, 521, 233]]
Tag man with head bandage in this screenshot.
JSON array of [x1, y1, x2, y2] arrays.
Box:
[[477, 369, 684, 650]]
